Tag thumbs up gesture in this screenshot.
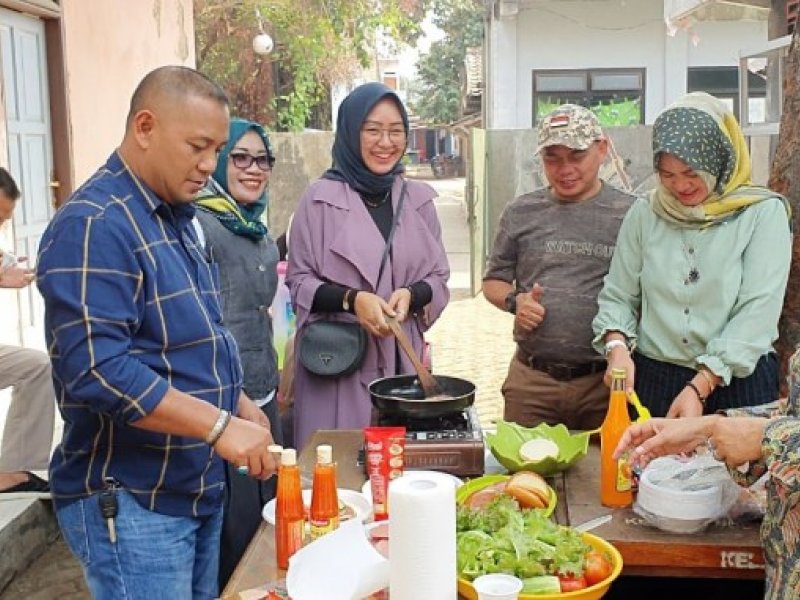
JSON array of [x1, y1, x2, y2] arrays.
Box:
[[529, 282, 543, 304], [515, 282, 546, 333]]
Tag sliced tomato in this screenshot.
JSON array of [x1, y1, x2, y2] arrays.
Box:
[[584, 550, 614, 585], [558, 574, 588, 592]]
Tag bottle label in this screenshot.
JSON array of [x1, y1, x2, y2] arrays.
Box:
[[287, 518, 304, 550], [616, 456, 632, 493], [310, 516, 340, 539]]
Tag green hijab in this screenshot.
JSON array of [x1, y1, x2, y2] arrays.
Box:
[[650, 92, 789, 229], [196, 118, 274, 241]]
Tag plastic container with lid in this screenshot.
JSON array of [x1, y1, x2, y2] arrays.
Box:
[[635, 454, 737, 534]]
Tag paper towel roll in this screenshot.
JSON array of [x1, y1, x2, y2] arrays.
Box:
[[389, 472, 457, 600]]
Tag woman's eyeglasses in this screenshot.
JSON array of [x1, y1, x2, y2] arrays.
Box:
[[230, 153, 273, 171], [361, 127, 406, 144]]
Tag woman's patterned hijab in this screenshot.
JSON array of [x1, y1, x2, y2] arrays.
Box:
[[650, 92, 789, 229]]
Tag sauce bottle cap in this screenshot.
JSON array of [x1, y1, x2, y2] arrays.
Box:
[[281, 448, 297, 466], [316, 444, 333, 464], [611, 368, 627, 379]]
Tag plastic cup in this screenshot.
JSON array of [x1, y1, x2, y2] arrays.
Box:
[[473, 573, 524, 600]]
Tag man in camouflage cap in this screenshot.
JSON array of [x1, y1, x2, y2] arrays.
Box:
[[483, 104, 635, 429]]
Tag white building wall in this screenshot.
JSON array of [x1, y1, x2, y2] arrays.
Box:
[[486, 0, 767, 129]]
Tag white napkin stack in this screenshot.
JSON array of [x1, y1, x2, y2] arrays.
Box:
[[285, 519, 390, 600]]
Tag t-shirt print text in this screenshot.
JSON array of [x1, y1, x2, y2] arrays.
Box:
[[544, 240, 615, 258]]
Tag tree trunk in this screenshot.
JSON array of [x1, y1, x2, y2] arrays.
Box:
[[769, 22, 800, 391]]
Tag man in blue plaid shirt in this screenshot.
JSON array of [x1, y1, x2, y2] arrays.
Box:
[[36, 66, 277, 599]]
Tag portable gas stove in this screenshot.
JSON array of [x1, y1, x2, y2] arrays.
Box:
[[372, 405, 485, 477]]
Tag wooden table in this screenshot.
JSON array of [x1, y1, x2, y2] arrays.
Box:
[[222, 430, 765, 598]]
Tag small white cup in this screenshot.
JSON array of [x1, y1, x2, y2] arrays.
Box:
[[473, 573, 524, 600]]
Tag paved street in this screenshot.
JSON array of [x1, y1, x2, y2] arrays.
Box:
[[0, 174, 512, 597]]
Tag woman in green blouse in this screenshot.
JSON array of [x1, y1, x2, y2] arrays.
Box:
[[593, 92, 791, 418], [613, 347, 800, 599]]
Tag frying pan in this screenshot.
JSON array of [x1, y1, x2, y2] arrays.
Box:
[[369, 374, 476, 419]]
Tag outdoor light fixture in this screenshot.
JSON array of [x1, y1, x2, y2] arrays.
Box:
[[252, 7, 274, 55], [253, 32, 274, 55]]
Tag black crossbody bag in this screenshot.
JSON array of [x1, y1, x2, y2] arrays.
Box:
[[299, 182, 406, 378]]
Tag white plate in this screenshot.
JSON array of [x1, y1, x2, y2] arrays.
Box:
[[361, 470, 464, 503], [261, 488, 372, 525]]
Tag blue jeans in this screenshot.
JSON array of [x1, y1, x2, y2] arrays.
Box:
[[56, 489, 223, 599]]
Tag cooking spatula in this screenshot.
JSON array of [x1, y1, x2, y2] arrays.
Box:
[[385, 315, 445, 398]]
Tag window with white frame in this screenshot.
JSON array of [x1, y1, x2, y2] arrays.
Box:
[[687, 66, 766, 124]]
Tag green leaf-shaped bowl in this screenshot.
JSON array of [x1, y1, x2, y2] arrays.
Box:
[[485, 420, 591, 476]]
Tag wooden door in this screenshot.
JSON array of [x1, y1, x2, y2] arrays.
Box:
[[0, 8, 55, 347]]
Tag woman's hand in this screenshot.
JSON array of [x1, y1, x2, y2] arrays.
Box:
[[666, 386, 704, 419], [387, 287, 412, 323], [354, 291, 395, 337], [604, 346, 635, 393], [707, 416, 766, 466], [613, 415, 719, 467]]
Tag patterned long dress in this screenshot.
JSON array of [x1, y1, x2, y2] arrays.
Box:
[[728, 350, 800, 599]]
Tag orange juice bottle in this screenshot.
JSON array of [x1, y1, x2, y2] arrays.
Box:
[[600, 368, 633, 508], [309, 444, 340, 540], [275, 448, 304, 569]]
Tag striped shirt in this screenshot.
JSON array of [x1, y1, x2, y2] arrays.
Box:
[[36, 151, 242, 517]]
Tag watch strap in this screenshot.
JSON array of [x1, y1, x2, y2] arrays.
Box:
[[504, 291, 518, 314]]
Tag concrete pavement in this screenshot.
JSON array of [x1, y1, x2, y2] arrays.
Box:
[[0, 174, 511, 597], [426, 175, 513, 427]]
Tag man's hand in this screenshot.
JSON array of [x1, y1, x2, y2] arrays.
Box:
[[214, 417, 277, 480], [514, 283, 545, 332]]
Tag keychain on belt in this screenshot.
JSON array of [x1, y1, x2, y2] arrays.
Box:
[[98, 477, 119, 544]]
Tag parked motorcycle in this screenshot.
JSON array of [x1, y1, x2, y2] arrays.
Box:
[[430, 154, 462, 178]]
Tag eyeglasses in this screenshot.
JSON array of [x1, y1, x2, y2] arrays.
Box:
[[361, 127, 407, 144], [230, 153, 273, 171]]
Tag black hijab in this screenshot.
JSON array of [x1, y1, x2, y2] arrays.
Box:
[[323, 82, 409, 195]]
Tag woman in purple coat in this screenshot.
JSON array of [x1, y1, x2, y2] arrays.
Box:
[[286, 82, 450, 450]]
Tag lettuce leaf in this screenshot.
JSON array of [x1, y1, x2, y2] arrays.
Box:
[[456, 496, 591, 582]]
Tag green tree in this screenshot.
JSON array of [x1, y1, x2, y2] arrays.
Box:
[[412, 0, 484, 124], [195, 0, 429, 131]]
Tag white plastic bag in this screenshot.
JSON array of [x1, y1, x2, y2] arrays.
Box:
[[634, 453, 741, 534]]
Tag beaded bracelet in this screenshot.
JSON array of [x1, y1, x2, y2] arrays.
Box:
[[685, 381, 707, 406], [697, 369, 716, 392]]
